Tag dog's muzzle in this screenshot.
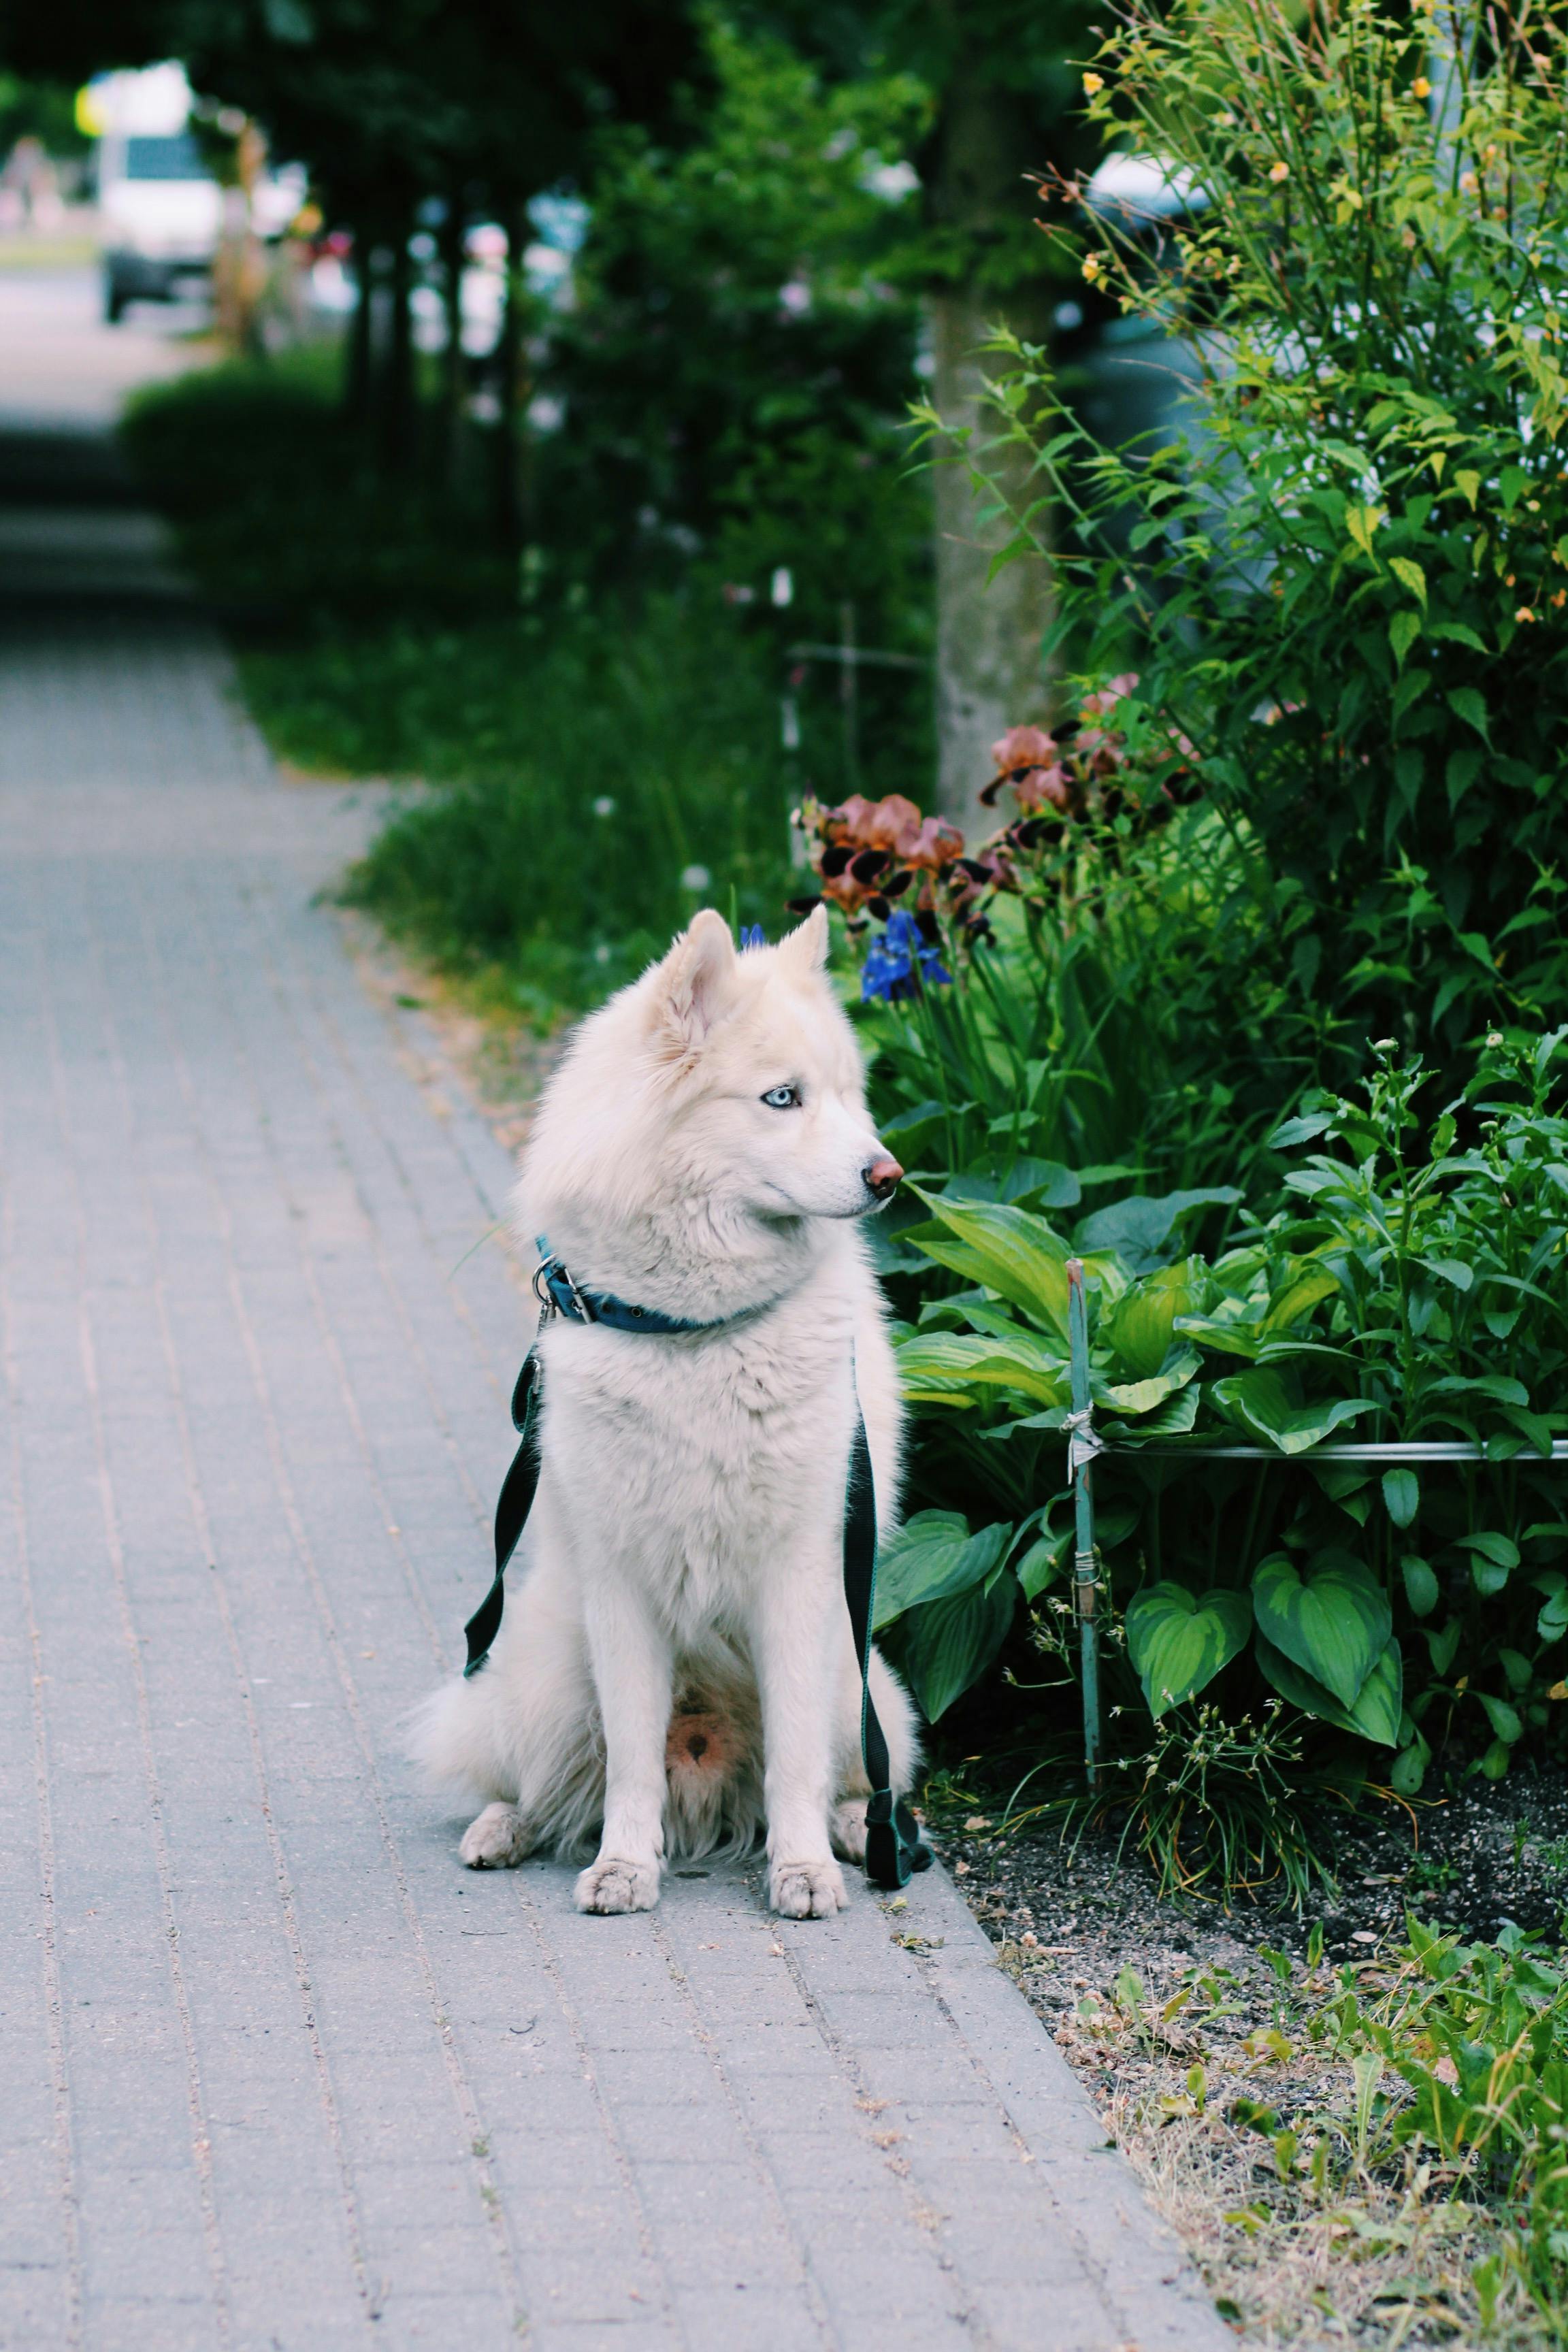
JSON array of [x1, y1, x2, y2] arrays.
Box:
[[862, 1155, 902, 1203]]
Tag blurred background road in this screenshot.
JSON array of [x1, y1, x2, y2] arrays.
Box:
[[0, 257, 206, 429], [0, 261, 206, 610]]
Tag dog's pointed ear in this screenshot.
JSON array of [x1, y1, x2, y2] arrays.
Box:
[[649, 909, 739, 1056], [776, 902, 829, 977]]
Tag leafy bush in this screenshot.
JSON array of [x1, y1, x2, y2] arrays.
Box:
[[799, 683, 1325, 1200], [872, 1030, 1568, 1803], [962, 0, 1568, 1070]]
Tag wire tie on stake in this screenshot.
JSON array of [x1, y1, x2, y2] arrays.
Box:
[[1073, 1548, 1098, 1620], [1064, 1405, 1105, 1477]]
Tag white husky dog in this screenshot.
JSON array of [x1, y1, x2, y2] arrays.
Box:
[[415, 904, 919, 1918]]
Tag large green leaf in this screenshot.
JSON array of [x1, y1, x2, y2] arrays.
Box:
[[894, 1329, 1070, 1409], [1262, 1264, 1341, 1333], [1074, 1186, 1243, 1274], [905, 1188, 1073, 1336], [872, 1512, 1011, 1632], [1102, 1258, 1211, 1379], [1173, 1311, 1264, 1359], [1125, 1582, 1252, 1718], [1211, 1365, 1378, 1454], [1102, 1384, 1201, 1441], [1253, 1550, 1392, 1706], [893, 1575, 1015, 1722], [1095, 1346, 1202, 1419], [1254, 1630, 1403, 1746]]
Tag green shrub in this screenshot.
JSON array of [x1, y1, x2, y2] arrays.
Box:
[[802, 683, 1329, 1205], [871, 1030, 1568, 1799], [953, 0, 1568, 1073]]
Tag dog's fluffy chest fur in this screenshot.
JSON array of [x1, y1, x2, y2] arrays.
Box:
[[536, 1241, 868, 1642]]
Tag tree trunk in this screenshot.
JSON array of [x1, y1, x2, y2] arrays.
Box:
[[929, 284, 1053, 843], [343, 231, 373, 423], [436, 191, 468, 495], [495, 194, 528, 553], [381, 217, 416, 476], [926, 63, 1056, 842]]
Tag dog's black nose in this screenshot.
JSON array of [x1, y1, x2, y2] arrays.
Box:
[[687, 1733, 708, 1761], [862, 1155, 902, 1201]]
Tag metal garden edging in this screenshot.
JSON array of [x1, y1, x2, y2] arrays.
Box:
[[1062, 1256, 1568, 1791]]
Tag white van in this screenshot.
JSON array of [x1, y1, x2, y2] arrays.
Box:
[[84, 66, 221, 322]]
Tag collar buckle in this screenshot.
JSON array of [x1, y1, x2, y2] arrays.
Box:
[[533, 1250, 593, 1324]]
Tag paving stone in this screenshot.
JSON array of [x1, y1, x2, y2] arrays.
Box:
[[0, 419, 1231, 2352]]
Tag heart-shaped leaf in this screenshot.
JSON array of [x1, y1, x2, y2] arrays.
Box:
[[1213, 1366, 1377, 1454], [1075, 1187, 1242, 1275], [1126, 1582, 1252, 1718], [1255, 1630, 1403, 1746], [1253, 1551, 1391, 1706], [873, 1512, 1012, 1631], [891, 1574, 1015, 1722]]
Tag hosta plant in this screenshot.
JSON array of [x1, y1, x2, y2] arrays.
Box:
[[875, 1031, 1568, 1800]]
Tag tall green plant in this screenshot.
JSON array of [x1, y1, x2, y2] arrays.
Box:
[[945, 0, 1568, 1066]]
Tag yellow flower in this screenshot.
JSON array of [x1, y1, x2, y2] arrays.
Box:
[[1269, 160, 1290, 184], [1082, 254, 1105, 283], [1082, 71, 1105, 95], [1516, 605, 1537, 622], [1413, 74, 1432, 97]]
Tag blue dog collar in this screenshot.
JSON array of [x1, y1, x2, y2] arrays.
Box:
[[532, 1235, 728, 1336]]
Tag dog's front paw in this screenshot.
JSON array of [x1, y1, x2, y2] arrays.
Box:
[[770, 1857, 847, 1918], [575, 1854, 661, 1914], [460, 1801, 530, 1869], [830, 1799, 868, 1863]]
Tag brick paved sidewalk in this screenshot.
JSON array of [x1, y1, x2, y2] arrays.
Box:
[[0, 430, 1230, 2352]]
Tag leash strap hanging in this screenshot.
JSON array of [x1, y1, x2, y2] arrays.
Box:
[[842, 1413, 932, 1891], [463, 1349, 544, 1677]]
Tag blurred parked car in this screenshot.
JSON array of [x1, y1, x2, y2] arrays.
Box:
[[83, 62, 306, 324], [85, 65, 217, 321]]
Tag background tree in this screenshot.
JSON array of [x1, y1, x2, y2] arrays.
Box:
[[759, 0, 1103, 830]]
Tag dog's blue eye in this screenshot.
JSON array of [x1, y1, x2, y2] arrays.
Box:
[[761, 1085, 800, 1109]]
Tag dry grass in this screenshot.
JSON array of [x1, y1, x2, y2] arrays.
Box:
[[997, 1933, 1554, 2349]]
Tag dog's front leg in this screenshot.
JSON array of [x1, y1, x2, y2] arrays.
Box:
[[576, 1573, 672, 1914], [751, 1548, 847, 1919]]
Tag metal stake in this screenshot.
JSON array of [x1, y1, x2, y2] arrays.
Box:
[[1066, 1258, 1101, 1791]]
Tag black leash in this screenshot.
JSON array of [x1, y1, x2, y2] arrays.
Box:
[[840, 1412, 933, 1890], [462, 1243, 930, 1891]]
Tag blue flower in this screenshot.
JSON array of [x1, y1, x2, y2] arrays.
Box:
[[740, 924, 766, 951], [860, 909, 952, 1004]]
